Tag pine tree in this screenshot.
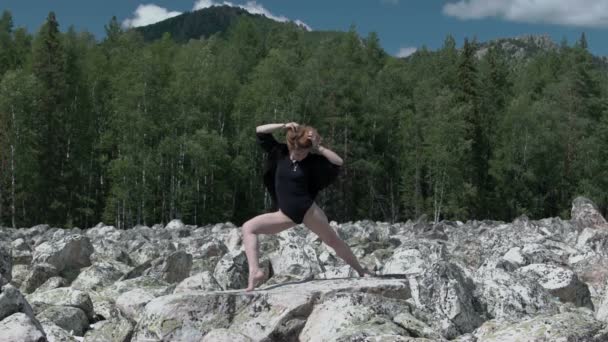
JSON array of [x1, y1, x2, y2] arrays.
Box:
[[32, 11, 68, 225]]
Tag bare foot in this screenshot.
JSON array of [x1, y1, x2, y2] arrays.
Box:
[[245, 269, 265, 292]]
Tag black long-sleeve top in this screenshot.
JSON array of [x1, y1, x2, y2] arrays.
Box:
[[256, 131, 341, 214]]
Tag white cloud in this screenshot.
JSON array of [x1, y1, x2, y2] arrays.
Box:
[[122, 4, 182, 28], [193, 0, 311, 30], [193, 0, 217, 10], [192, 0, 312, 31], [443, 0, 608, 28], [396, 46, 417, 58]]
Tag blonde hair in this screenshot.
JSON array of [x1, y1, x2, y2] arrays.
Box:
[[286, 125, 317, 151]]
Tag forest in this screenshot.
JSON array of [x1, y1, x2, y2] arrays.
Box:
[[0, 7, 607, 229]]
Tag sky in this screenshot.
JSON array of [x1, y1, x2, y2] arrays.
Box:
[[3, 0, 608, 57]]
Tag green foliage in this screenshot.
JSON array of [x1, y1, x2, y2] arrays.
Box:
[[1, 8, 607, 228]]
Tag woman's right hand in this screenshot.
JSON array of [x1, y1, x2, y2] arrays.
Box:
[[284, 122, 299, 131]]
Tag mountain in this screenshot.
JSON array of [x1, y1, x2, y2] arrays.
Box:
[[134, 5, 304, 43], [465, 34, 608, 69], [475, 34, 559, 59]]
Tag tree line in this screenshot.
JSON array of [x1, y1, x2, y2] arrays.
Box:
[[0, 10, 606, 229]]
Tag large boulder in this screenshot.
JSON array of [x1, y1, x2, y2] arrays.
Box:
[[268, 230, 322, 281], [0, 312, 46, 342], [37, 305, 89, 336], [21, 262, 58, 294], [115, 288, 156, 321], [571, 196, 608, 230], [213, 250, 251, 290], [41, 321, 79, 342], [381, 240, 447, 276], [32, 234, 94, 272], [26, 287, 95, 320], [71, 260, 131, 291], [132, 277, 410, 341], [473, 260, 560, 320], [473, 309, 607, 341], [120, 251, 192, 284], [409, 261, 484, 339], [0, 283, 37, 322], [516, 263, 593, 309], [299, 292, 410, 341]]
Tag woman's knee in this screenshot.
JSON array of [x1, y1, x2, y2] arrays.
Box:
[[242, 219, 258, 235], [243, 212, 291, 235]]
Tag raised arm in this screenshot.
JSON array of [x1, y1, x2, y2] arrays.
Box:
[[256, 123, 286, 133]]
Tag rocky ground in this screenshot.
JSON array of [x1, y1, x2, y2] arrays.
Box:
[[1, 196, 608, 341]]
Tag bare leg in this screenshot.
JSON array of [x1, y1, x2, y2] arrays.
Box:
[[302, 202, 373, 277], [241, 209, 295, 291]]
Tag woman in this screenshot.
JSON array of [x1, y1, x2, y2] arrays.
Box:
[[242, 122, 373, 292]]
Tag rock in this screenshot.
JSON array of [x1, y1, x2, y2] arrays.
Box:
[[299, 293, 409, 341], [35, 276, 68, 293], [519, 242, 570, 265], [345, 220, 386, 241], [571, 196, 608, 230], [11, 238, 32, 265], [222, 228, 243, 253], [392, 311, 443, 340], [164, 219, 185, 231], [89, 241, 132, 266], [37, 305, 89, 336], [32, 234, 94, 272], [41, 321, 79, 341], [82, 315, 134, 342], [473, 260, 560, 320], [0, 312, 46, 342], [177, 236, 227, 259], [0, 283, 37, 322], [174, 271, 222, 294], [26, 287, 95, 320], [315, 265, 356, 280], [71, 260, 131, 291], [213, 250, 250, 290], [381, 240, 447, 276], [21, 262, 58, 294], [409, 261, 484, 339], [9, 264, 30, 288], [268, 230, 322, 280], [99, 275, 174, 300], [473, 309, 608, 341], [127, 241, 175, 266], [577, 227, 608, 252], [595, 280, 608, 322], [132, 277, 410, 341], [87, 291, 116, 321], [121, 251, 192, 284], [0, 241, 12, 286], [115, 288, 156, 321], [142, 251, 192, 283], [201, 328, 252, 342], [502, 247, 526, 267], [516, 263, 593, 309]]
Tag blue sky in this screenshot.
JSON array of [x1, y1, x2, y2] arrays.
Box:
[[3, 0, 608, 56]]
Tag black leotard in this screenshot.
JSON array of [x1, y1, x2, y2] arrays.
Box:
[[274, 154, 314, 224], [256, 132, 341, 223]]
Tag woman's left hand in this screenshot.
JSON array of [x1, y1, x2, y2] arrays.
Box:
[[308, 131, 322, 152]]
